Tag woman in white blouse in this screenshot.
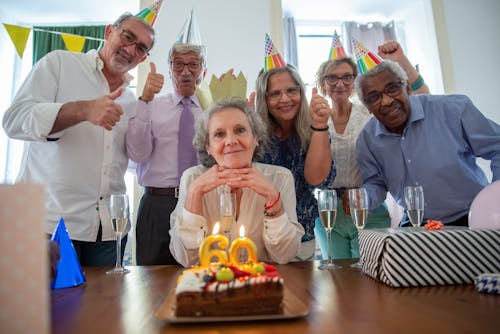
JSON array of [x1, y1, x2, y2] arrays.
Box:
[[311, 57, 391, 260], [169, 99, 305, 267]]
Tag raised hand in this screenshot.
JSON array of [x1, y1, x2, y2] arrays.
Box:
[[86, 87, 124, 131], [247, 91, 256, 110], [140, 61, 164, 102], [377, 40, 404, 63], [218, 68, 236, 81], [309, 87, 330, 128]]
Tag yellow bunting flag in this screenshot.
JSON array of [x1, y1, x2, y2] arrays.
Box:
[[61, 33, 86, 53], [3, 23, 31, 58]]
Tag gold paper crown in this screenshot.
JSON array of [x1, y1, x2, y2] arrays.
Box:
[[195, 69, 248, 110]]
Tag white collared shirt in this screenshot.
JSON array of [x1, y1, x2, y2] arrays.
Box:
[[169, 163, 305, 267], [3, 49, 136, 241]]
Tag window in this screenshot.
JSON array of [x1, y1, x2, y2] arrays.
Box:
[[295, 22, 342, 99]]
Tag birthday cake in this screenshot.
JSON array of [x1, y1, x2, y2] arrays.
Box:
[[175, 262, 283, 317]]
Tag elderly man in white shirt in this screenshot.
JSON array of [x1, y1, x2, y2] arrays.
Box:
[[2, 13, 155, 266]]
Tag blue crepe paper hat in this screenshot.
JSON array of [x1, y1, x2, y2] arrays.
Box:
[[50, 218, 86, 289]]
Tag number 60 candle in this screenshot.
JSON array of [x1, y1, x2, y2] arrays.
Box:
[[199, 222, 229, 267], [229, 225, 258, 265]]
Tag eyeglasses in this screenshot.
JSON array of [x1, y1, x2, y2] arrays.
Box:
[[266, 86, 301, 101], [364, 81, 405, 106], [324, 73, 356, 85], [118, 28, 150, 58], [171, 60, 202, 72]]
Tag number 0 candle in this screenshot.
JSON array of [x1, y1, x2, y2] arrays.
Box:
[[199, 222, 229, 267], [229, 225, 258, 266]]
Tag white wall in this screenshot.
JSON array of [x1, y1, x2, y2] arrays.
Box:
[[139, 0, 278, 97], [433, 0, 500, 180], [395, 0, 444, 94]]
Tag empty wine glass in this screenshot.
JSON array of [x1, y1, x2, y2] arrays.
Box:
[[348, 188, 369, 268], [317, 189, 341, 270], [219, 186, 236, 239], [106, 194, 130, 275], [404, 185, 424, 227]]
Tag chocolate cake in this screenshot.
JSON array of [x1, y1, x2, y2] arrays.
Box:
[[175, 264, 283, 317]]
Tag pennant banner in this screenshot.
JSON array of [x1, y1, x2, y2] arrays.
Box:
[[2, 23, 105, 58], [61, 33, 86, 53], [3, 23, 31, 58]]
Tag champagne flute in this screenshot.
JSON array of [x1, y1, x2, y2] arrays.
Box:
[[404, 185, 424, 227], [317, 189, 341, 270], [219, 186, 236, 239], [348, 188, 369, 268], [106, 194, 130, 275]]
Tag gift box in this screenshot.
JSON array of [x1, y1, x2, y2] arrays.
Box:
[[358, 227, 500, 288], [474, 273, 500, 295]]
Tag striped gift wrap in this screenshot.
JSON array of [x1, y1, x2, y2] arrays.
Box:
[[358, 227, 500, 288]]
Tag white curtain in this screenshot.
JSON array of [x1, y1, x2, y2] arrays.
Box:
[[283, 16, 299, 69], [342, 21, 397, 56]]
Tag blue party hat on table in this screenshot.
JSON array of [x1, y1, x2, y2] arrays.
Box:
[[50, 218, 86, 289]]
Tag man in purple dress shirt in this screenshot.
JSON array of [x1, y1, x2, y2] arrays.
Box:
[[126, 42, 206, 264]]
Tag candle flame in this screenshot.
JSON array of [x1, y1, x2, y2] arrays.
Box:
[[213, 222, 220, 235], [239, 225, 245, 238]]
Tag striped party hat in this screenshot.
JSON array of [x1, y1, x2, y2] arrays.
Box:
[[263, 33, 286, 72], [328, 30, 346, 60], [176, 9, 202, 45], [135, 0, 164, 27], [351, 37, 383, 74]]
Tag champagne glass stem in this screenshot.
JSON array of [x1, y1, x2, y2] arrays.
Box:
[[115, 232, 122, 270], [326, 229, 333, 265]]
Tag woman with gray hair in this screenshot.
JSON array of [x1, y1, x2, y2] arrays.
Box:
[[169, 99, 305, 267], [255, 64, 335, 261], [313, 57, 391, 262]]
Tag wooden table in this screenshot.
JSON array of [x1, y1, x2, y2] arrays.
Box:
[[51, 260, 499, 333]]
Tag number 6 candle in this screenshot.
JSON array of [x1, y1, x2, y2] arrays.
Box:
[[198, 222, 229, 267], [229, 225, 258, 266]]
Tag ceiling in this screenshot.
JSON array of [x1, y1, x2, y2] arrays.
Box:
[[0, 0, 138, 24], [1, 0, 416, 25], [282, 0, 412, 22]]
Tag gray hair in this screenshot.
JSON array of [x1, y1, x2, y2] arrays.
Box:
[[168, 42, 207, 69], [255, 64, 310, 150], [315, 57, 358, 96], [194, 99, 268, 168], [112, 12, 156, 51], [355, 60, 408, 105]]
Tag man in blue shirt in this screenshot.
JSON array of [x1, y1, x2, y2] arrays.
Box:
[[354, 60, 500, 226]]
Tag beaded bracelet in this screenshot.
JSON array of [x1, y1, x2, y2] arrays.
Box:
[[264, 192, 281, 211], [410, 75, 425, 91], [311, 125, 329, 131]]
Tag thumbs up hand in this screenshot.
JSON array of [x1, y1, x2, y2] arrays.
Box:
[[86, 87, 124, 130], [309, 87, 330, 128], [140, 61, 164, 102]]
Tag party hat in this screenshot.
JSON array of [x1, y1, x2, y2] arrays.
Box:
[[328, 30, 346, 60], [50, 218, 86, 289], [351, 37, 383, 74], [176, 9, 202, 45], [135, 0, 164, 26], [264, 33, 286, 72]]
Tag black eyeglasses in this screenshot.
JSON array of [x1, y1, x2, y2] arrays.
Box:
[[266, 86, 301, 101], [170, 60, 202, 72], [324, 73, 356, 85], [364, 81, 405, 105], [118, 28, 150, 58]]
